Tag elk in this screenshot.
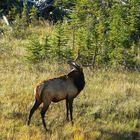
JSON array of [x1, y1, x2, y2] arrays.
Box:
[[27, 57, 85, 131]]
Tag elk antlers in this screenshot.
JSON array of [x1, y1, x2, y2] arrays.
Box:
[[68, 49, 97, 69]]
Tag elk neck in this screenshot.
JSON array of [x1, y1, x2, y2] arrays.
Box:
[[67, 70, 85, 93]]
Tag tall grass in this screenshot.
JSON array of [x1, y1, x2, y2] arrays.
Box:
[[0, 26, 140, 140]]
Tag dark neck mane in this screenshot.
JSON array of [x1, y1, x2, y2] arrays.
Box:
[[68, 70, 85, 93]]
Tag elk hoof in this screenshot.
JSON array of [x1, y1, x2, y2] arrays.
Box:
[[27, 120, 30, 126], [45, 128, 52, 134], [71, 121, 74, 126], [66, 118, 69, 122]]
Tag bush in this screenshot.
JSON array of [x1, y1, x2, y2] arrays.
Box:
[[25, 37, 43, 63]]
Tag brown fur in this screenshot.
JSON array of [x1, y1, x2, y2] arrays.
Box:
[[35, 75, 69, 102]]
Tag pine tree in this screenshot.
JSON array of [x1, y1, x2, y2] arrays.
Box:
[[21, 2, 29, 28], [49, 22, 69, 61], [29, 5, 38, 25]]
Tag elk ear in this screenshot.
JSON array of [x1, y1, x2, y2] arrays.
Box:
[[68, 51, 81, 69], [68, 61, 82, 71], [68, 61, 76, 69]]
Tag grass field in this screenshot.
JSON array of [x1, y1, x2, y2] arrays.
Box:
[[0, 26, 140, 140]]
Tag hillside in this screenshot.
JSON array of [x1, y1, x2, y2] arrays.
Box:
[[0, 25, 140, 140]]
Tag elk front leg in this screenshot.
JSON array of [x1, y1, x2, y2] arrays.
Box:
[[41, 101, 50, 131], [66, 98, 69, 121], [69, 98, 74, 124]]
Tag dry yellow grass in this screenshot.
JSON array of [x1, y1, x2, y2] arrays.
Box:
[[1, 61, 140, 139]]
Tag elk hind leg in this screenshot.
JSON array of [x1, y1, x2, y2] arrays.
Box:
[[27, 99, 41, 125]]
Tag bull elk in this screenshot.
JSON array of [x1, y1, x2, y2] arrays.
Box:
[[27, 57, 86, 131]]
